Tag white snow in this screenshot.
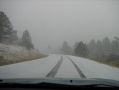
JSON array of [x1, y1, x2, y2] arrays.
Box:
[[68, 55, 119, 80], [0, 43, 27, 60], [55, 56, 80, 78], [0, 54, 60, 79], [0, 43, 40, 61], [0, 54, 119, 81]]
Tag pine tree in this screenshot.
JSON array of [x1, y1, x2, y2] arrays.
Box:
[[0, 11, 17, 43], [61, 41, 72, 55], [87, 39, 97, 58], [21, 30, 34, 50], [95, 40, 104, 60], [111, 36, 119, 55], [75, 41, 88, 57], [102, 37, 111, 55]]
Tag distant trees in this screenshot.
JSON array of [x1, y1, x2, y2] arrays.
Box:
[[61, 41, 73, 55], [74, 36, 119, 64], [0, 11, 18, 43], [87, 39, 97, 59], [87, 38, 109, 60], [21, 30, 34, 50], [95, 40, 104, 60], [102, 37, 111, 50], [85, 37, 119, 67], [111, 37, 119, 55], [0, 11, 34, 50], [74, 41, 88, 57]]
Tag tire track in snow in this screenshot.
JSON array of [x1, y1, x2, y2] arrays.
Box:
[[46, 56, 63, 77], [67, 57, 86, 79]]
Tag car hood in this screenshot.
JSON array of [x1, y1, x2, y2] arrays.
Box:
[[0, 78, 119, 87]]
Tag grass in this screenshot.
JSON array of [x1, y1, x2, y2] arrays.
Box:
[[99, 60, 119, 68], [0, 53, 48, 66], [74, 55, 119, 68], [88, 56, 119, 68]]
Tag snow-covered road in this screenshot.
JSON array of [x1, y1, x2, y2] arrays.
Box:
[[0, 54, 119, 81]]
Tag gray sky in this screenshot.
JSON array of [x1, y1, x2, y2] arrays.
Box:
[[0, 0, 119, 52]]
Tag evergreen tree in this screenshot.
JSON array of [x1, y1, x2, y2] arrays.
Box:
[[87, 39, 97, 58], [0, 11, 17, 43], [111, 36, 119, 55], [61, 41, 72, 55], [21, 30, 34, 50], [102, 37, 111, 55], [0, 12, 13, 42], [75, 41, 88, 57], [95, 40, 104, 60]]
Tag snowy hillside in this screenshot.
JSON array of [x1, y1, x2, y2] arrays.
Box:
[[0, 43, 46, 65]]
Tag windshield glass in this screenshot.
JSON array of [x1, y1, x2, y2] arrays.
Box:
[[0, 0, 119, 83]]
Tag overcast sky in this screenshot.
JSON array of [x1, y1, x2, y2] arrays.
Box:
[[0, 0, 119, 52]]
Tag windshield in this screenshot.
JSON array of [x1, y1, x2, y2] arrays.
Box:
[[0, 0, 119, 84]]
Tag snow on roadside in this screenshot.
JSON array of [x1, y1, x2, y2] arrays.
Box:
[[68, 55, 119, 80], [0, 54, 60, 79], [0, 43, 43, 61], [0, 43, 27, 60]]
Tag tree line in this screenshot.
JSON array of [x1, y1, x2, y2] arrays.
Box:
[[74, 37, 119, 67], [61, 37, 119, 67], [0, 11, 34, 50], [74, 37, 119, 60]]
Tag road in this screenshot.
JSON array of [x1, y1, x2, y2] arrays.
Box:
[[0, 54, 119, 81]]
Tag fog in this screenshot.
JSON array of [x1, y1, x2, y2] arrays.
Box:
[[0, 0, 119, 52]]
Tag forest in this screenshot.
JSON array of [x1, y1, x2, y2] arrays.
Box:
[[0, 11, 46, 66]]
